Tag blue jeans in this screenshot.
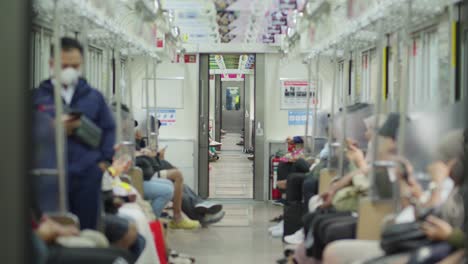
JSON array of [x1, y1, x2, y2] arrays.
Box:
[[143, 178, 174, 217]]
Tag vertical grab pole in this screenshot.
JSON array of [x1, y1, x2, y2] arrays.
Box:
[[152, 59, 159, 151], [52, 0, 67, 213], [145, 59, 150, 144], [127, 56, 133, 114], [395, 0, 413, 212], [311, 55, 320, 156], [115, 47, 123, 146], [328, 48, 338, 171], [370, 20, 386, 201], [338, 42, 350, 177], [105, 49, 112, 101], [304, 58, 313, 154], [80, 20, 89, 79]]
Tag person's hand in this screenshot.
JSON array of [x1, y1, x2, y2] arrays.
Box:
[[98, 162, 110, 172], [320, 188, 336, 208], [427, 161, 450, 183], [36, 217, 79, 243], [158, 148, 166, 160], [135, 130, 142, 140], [346, 140, 365, 165], [62, 115, 81, 136], [111, 156, 131, 176], [113, 197, 125, 208], [407, 177, 423, 198], [421, 215, 453, 241]]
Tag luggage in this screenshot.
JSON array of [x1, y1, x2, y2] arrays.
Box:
[[283, 201, 305, 238], [311, 216, 357, 259], [380, 222, 432, 255], [303, 211, 352, 257]]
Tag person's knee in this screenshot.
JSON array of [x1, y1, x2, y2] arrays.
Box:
[[168, 169, 183, 183], [322, 241, 342, 264], [161, 184, 175, 201]]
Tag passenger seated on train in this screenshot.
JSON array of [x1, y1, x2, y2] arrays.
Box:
[[101, 154, 147, 255], [136, 148, 225, 227], [134, 121, 146, 150], [135, 119, 224, 228], [289, 114, 402, 261], [276, 115, 386, 244], [322, 129, 466, 264], [276, 136, 311, 190]]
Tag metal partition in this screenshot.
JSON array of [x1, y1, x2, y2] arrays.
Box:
[[254, 54, 267, 200], [214, 75, 222, 143], [1, 0, 31, 262], [198, 54, 210, 198], [403, 100, 467, 173]]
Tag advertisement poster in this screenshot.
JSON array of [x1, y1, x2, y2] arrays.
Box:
[[288, 111, 313, 126], [156, 109, 176, 126], [280, 80, 317, 109]]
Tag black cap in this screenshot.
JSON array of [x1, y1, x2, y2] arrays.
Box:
[[378, 113, 400, 140]]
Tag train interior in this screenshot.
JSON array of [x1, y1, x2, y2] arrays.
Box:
[[1, 0, 468, 263]]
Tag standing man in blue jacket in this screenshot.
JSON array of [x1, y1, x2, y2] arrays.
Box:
[[33, 37, 116, 230]]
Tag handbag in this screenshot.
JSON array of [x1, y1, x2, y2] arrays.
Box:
[[73, 115, 102, 149], [64, 106, 102, 149], [380, 222, 432, 255]]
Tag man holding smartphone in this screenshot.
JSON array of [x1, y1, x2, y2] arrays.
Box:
[[33, 37, 116, 230]]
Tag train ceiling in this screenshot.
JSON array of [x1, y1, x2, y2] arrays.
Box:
[[161, 0, 305, 44]]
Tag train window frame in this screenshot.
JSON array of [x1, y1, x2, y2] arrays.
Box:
[[86, 45, 105, 91], [408, 28, 439, 110], [31, 27, 53, 88]]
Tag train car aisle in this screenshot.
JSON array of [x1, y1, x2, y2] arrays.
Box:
[[209, 133, 253, 199], [168, 201, 283, 264]]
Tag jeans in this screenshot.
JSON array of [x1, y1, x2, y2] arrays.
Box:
[[182, 184, 205, 220], [143, 178, 174, 217]]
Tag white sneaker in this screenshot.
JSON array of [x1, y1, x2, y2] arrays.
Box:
[[271, 223, 284, 238], [284, 228, 304, 245], [268, 220, 283, 233]]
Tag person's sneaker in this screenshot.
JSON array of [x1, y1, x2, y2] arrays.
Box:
[[209, 140, 222, 147], [284, 228, 304, 245], [268, 220, 283, 233], [271, 223, 284, 238], [247, 155, 254, 161], [272, 198, 286, 207], [195, 201, 223, 215], [200, 211, 225, 226], [236, 141, 244, 146], [169, 218, 200, 230], [270, 215, 283, 222]]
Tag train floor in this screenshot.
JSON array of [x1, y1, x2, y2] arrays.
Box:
[[209, 133, 253, 199], [168, 201, 284, 264]]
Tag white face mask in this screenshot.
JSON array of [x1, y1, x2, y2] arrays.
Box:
[[59, 67, 81, 86]]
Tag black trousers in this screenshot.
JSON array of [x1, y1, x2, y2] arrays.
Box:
[[181, 184, 205, 220], [285, 173, 319, 203], [277, 159, 310, 192]]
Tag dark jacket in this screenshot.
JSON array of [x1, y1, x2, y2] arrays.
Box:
[[33, 78, 116, 176]]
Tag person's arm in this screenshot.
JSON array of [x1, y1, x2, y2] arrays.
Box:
[[422, 161, 451, 207], [320, 169, 363, 208], [97, 94, 116, 170], [421, 215, 463, 248], [36, 217, 79, 243], [447, 228, 465, 249]]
